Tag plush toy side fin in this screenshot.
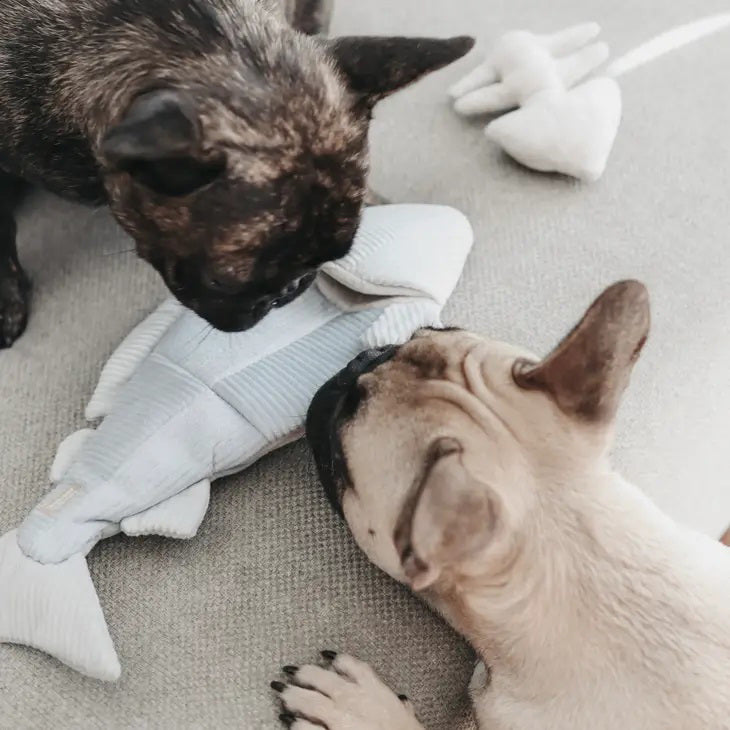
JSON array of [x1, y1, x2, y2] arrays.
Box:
[[485, 78, 622, 181], [320, 205, 474, 308], [49, 429, 95, 483], [0, 529, 120, 681], [120, 479, 211, 539], [86, 299, 184, 420]]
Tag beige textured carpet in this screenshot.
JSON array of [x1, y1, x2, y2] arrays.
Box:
[[2, 0, 730, 727]]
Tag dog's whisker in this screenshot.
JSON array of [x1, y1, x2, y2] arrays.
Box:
[[185, 324, 215, 357], [197, 325, 215, 350]]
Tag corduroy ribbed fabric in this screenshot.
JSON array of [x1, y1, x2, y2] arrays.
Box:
[[16, 205, 473, 567], [2, 0, 730, 722]]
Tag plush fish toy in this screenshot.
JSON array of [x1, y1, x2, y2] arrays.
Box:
[[0, 204, 473, 681]]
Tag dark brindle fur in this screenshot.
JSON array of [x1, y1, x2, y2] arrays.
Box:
[[0, 0, 473, 345]]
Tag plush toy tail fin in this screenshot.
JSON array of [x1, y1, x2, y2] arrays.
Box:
[[0, 529, 120, 681]]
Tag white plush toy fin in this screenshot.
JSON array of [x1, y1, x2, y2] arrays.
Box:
[[449, 24, 621, 180], [120, 479, 211, 539], [450, 24, 608, 117], [318, 205, 473, 348], [320, 205, 474, 306], [486, 77, 622, 181], [86, 299, 184, 420], [0, 529, 120, 681], [449, 23, 602, 102], [50, 429, 95, 483]]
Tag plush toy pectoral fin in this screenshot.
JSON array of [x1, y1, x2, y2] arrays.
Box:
[[86, 299, 184, 420], [453, 81, 519, 117], [448, 61, 499, 101], [120, 479, 211, 539], [0, 530, 120, 681], [486, 77, 622, 181], [50, 429, 95, 483]]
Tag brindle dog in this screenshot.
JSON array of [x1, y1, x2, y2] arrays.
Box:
[[0, 0, 473, 346]]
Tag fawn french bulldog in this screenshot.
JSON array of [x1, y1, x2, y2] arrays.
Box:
[[275, 281, 730, 730]]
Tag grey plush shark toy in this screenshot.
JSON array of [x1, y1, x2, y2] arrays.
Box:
[[0, 204, 473, 681]]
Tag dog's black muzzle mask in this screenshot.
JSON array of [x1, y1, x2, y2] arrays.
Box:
[[306, 345, 399, 517]]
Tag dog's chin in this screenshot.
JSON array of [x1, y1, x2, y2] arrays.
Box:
[[195, 308, 270, 333], [176, 296, 271, 332]]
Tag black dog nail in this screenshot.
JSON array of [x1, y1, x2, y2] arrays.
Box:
[[321, 650, 337, 661], [398, 694, 409, 702], [283, 665, 298, 676], [271, 680, 286, 692], [280, 713, 296, 727]]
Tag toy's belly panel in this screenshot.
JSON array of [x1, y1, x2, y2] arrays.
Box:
[[66, 356, 209, 488], [153, 288, 342, 385], [213, 308, 383, 441]]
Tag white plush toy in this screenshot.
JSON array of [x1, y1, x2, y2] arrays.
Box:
[[449, 23, 622, 181], [0, 204, 474, 682]]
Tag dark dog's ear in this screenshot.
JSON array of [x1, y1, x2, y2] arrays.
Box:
[[513, 280, 650, 422], [100, 90, 224, 197], [331, 35, 475, 103], [394, 437, 499, 591]]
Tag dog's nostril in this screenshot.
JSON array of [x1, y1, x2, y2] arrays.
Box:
[[203, 271, 244, 296]]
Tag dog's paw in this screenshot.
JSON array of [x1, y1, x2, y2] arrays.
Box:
[[272, 651, 424, 730], [0, 263, 31, 348]]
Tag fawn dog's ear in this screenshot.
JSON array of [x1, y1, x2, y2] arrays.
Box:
[[513, 281, 650, 422]]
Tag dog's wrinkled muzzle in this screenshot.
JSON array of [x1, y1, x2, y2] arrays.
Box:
[[306, 345, 398, 516]]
